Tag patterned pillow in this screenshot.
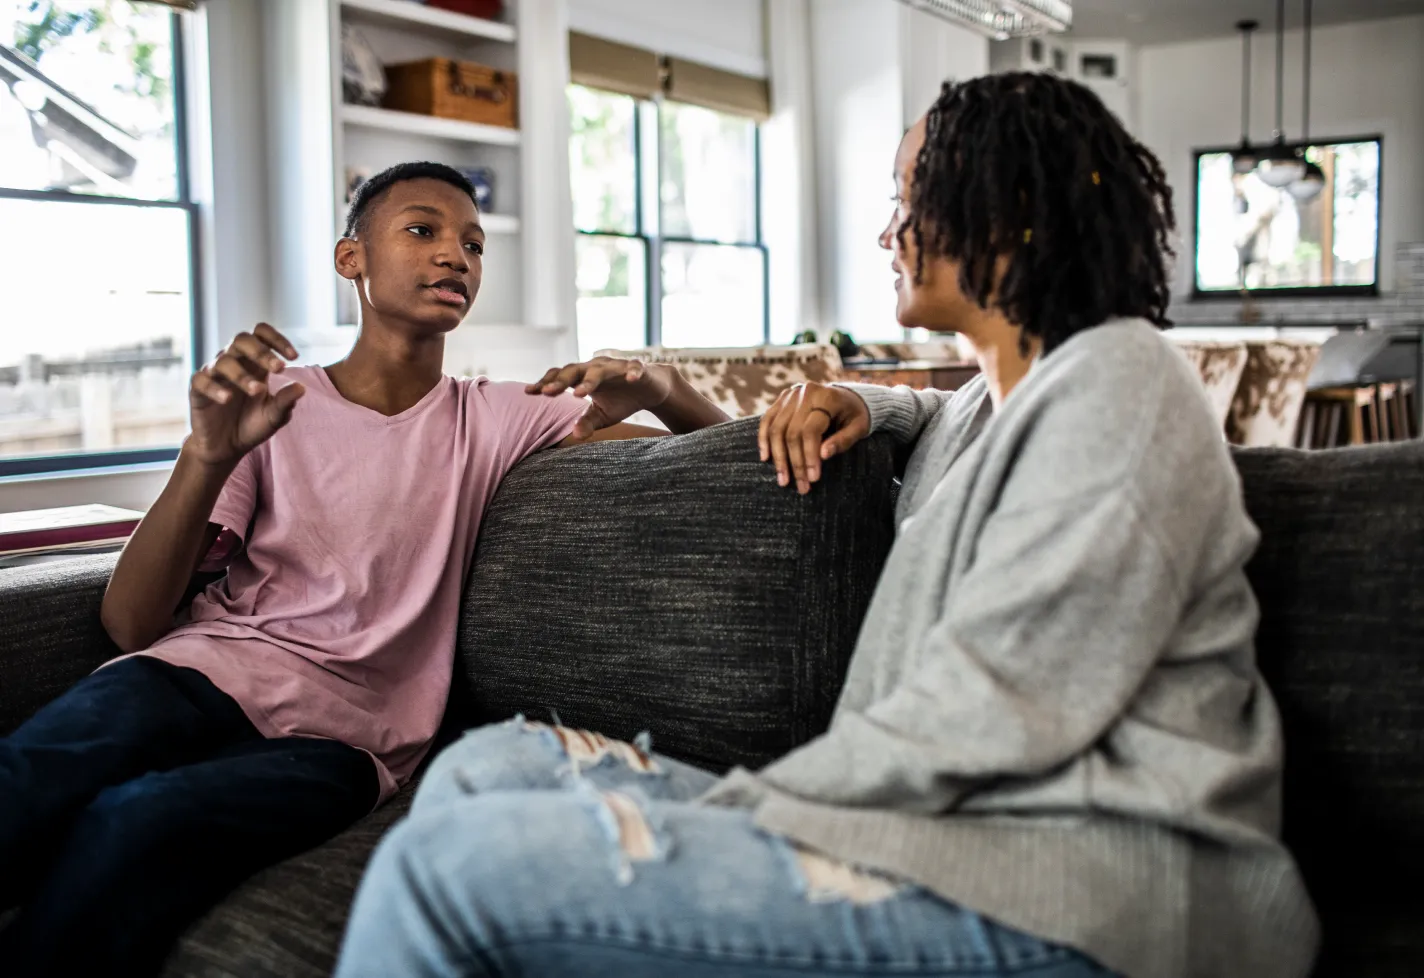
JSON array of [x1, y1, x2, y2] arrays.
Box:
[[597, 343, 844, 419], [1167, 339, 1249, 429], [452, 418, 897, 773], [1227, 340, 1322, 447]]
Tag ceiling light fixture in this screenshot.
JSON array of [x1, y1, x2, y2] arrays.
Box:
[[894, 0, 1072, 40], [1232, 20, 1260, 175], [1288, 0, 1325, 201], [1257, 0, 1307, 187]]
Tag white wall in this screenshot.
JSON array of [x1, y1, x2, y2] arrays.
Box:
[[567, 0, 766, 77], [1136, 14, 1424, 297], [809, 0, 989, 340], [900, 7, 989, 125]]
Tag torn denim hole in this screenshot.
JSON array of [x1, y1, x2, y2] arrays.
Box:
[[522, 721, 661, 777], [774, 838, 902, 906], [577, 782, 670, 885]]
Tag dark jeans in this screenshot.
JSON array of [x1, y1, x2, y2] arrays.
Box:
[[0, 655, 378, 977]]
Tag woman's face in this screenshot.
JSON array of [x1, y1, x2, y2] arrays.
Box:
[[880, 117, 975, 333]]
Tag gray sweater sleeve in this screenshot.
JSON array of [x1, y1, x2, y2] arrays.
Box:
[[746, 486, 1186, 812], [837, 383, 954, 445]]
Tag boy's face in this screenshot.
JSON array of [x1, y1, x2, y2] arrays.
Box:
[[336, 178, 484, 334]]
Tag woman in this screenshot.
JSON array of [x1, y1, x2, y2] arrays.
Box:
[[334, 73, 1318, 978]]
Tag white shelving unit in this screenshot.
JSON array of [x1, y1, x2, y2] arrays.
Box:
[[333, 0, 525, 326], [340, 0, 517, 42], [262, 0, 578, 375], [340, 103, 521, 146]]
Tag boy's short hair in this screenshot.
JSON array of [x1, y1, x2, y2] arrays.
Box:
[[343, 162, 478, 239]]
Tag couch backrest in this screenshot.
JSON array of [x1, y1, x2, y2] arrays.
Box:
[[1234, 442, 1424, 977], [453, 418, 896, 772]]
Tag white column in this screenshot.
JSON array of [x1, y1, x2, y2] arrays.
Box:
[[809, 0, 903, 342], [518, 0, 579, 362], [262, 0, 341, 340], [764, 0, 823, 342]]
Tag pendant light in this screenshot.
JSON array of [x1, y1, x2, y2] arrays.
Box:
[[1258, 0, 1307, 187], [1232, 20, 1260, 175], [1288, 0, 1325, 201]]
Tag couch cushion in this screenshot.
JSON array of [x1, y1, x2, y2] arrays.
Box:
[[452, 418, 898, 773], [161, 784, 416, 978], [0, 554, 122, 736], [1234, 442, 1424, 978]]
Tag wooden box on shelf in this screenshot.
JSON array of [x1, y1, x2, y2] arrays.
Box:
[[382, 58, 518, 128]]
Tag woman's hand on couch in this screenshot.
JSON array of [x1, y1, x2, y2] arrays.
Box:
[[759, 383, 871, 494]]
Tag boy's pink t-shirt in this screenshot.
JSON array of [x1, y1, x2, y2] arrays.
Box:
[[133, 366, 586, 802]]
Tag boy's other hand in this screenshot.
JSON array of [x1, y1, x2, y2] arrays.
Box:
[[526, 357, 674, 440], [186, 323, 304, 467], [759, 383, 871, 495]]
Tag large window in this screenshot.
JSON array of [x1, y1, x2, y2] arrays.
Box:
[[569, 84, 766, 359], [1194, 138, 1381, 297], [0, 0, 195, 476]]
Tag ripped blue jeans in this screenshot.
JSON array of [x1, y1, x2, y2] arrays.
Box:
[[334, 720, 1110, 978]]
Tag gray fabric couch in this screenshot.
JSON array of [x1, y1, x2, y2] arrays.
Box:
[[1, 418, 1421, 977]]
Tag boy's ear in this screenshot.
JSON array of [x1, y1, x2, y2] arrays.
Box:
[[334, 236, 362, 282]]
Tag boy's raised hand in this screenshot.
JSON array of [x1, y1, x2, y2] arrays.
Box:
[[526, 357, 674, 440], [186, 323, 305, 467]]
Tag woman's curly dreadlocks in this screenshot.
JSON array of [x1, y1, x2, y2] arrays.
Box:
[[903, 72, 1177, 354]]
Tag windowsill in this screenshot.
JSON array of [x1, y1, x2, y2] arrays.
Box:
[[0, 460, 174, 515], [0, 459, 175, 486]]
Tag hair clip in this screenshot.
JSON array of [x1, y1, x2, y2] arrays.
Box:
[[1092, 171, 1102, 185], [1023, 229, 1033, 243]]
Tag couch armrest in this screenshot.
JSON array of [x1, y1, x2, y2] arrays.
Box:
[[0, 553, 121, 735]]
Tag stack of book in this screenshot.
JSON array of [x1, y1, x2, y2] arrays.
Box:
[[0, 504, 143, 568]]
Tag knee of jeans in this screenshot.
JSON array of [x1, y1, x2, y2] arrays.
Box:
[[579, 783, 669, 885], [521, 720, 660, 775], [62, 777, 176, 869], [773, 839, 902, 906]]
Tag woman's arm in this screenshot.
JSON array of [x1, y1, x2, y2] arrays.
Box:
[[747, 487, 1188, 812]]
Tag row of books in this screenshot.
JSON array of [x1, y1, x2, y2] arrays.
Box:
[[0, 504, 143, 566]]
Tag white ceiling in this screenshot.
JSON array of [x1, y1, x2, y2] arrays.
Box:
[[1068, 0, 1424, 44]]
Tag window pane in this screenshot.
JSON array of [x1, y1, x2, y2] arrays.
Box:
[[575, 234, 647, 359], [0, 198, 192, 461], [568, 84, 637, 234], [1195, 141, 1380, 292], [661, 243, 764, 348], [2, 1, 179, 200], [660, 101, 756, 244]]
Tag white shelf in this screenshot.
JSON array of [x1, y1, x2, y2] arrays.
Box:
[[340, 0, 515, 43], [480, 213, 520, 234], [341, 103, 521, 146]]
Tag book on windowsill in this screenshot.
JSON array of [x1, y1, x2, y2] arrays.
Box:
[[0, 504, 144, 557]]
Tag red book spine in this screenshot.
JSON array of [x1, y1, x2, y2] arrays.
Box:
[[0, 520, 141, 554]]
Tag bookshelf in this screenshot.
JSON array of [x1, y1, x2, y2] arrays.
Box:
[[340, 103, 522, 146], [262, 0, 577, 366]]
